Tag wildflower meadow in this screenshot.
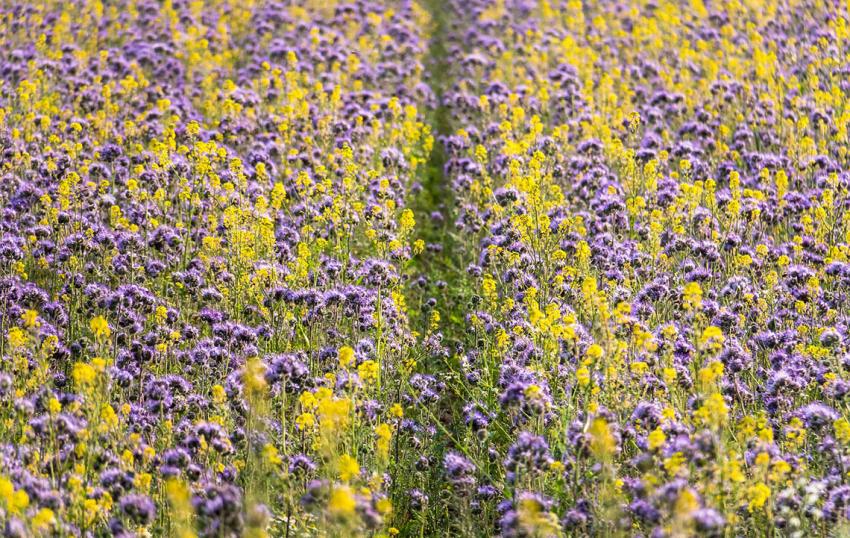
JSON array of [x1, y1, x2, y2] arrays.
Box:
[[1, 0, 849, 536]]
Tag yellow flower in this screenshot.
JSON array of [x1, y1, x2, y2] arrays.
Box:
[[698, 361, 724, 388], [576, 367, 591, 387], [82, 498, 99, 526], [675, 488, 699, 518], [662, 367, 677, 385], [299, 391, 317, 410], [32, 507, 55, 530], [164, 479, 193, 537], [585, 344, 604, 361], [72, 362, 97, 387], [747, 482, 771, 512], [186, 121, 200, 137], [683, 281, 702, 311], [496, 329, 510, 349], [89, 315, 111, 339], [389, 403, 404, 418], [589, 418, 616, 460], [295, 413, 316, 430], [770, 459, 791, 481], [399, 208, 416, 234], [7, 327, 27, 349], [694, 393, 728, 428], [376, 497, 393, 515], [482, 275, 497, 302], [338, 346, 355, 368], [836, 418, 850, 444], [524, 384, 542, 399], [375, 423, 393, 459], [722, 452, 746, 483], [648, 427, 666, 451], [47, 398, 62, 415], [664, 452, 687, 476], [699, 326, 725, 350], [517, 494, 562, 536], [21, 310, 39, 329], [338, 454, 360, 481], [630, 361, 648, 375], [317, 397, 351, 433], [328, 485, 356, 517], [243, 356, 268, 401], [121, 449, 134, 467], [134, 473, 153, 492], [262, 443, 282, 466], [358, 360, 379, 383], [0, 476, 28, 514], [101, 405, 119, 428], [211, 385, 227, 405]]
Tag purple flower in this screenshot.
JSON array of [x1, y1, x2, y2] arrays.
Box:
[[120, 494, 155, 526]]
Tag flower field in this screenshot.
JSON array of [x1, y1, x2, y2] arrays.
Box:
[[1, 0, 850, 536]]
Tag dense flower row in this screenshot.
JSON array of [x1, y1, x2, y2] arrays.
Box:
[[0, 0, 434, 536], [431, 0, 850, 536], [2, 0, 850, 536]]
